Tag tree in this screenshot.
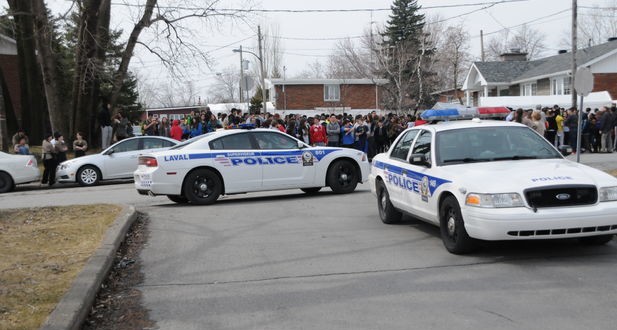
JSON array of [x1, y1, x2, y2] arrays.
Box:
[[209, 66, 241, 103], [561, 2, 617, 48], [486, 24, 546, 60], [295, 59, 326, 79], [249, 87, 263, 114], [434, 22, 472, 93]]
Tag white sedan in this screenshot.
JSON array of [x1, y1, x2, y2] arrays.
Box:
[[57, 136, 178, 186], [0, 152, 40, 193], [134, 128, 370, 204], [370, 118, 617, 254]]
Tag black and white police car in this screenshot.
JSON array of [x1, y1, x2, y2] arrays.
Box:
[[370, 107, 617, 254], [134, 127, 370, 204]]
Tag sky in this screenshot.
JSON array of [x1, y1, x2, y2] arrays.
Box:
[[2, 0, 615, 106]]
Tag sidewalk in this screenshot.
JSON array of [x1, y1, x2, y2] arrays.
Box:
[[566, 152, 617, 172]]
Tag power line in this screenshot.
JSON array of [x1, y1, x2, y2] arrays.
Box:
[[472, 7, 571, 38]]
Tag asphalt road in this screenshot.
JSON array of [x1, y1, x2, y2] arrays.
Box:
[[2, 153, 617, 329]]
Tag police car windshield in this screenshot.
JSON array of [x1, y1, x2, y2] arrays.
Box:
[[436, 126, 561, 166], [169, 133, 215, 150]]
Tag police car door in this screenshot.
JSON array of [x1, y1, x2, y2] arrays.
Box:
[[405, 129, 435, 220], [252, 131, 315, 189], [384, 129, 419, 208], [208, 133, 263, 193]]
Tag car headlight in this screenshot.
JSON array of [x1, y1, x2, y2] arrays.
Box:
[[599, 187, 617, 202], [465, 193, 525, 208]]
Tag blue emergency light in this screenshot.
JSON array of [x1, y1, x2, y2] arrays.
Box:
[[420, 107, 510, 121]]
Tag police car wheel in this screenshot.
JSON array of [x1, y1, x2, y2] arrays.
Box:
[[183, 169, 222, 205], [301, 187, 321, 194], [439, 196, 476, 254], [377, 180, 402, 224], [0, 172, 14, 193], [579, 235, 613, 245], [327, 160, 358, 194], [167, 195, 189, 204], [77, 165, 100, 186]]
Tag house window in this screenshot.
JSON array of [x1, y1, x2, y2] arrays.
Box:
[[324, 84, 340, 101], [522, 82, 537, 96], [551, 76, 572, 95]]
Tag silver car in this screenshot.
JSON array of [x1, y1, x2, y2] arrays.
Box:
[[57, 136, 178, 186]]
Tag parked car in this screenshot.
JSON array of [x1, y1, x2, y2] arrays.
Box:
[[370, 115, 617, 254], [0, 152, 40, 193], [56, 136, 178, 186], [134, 128, 370, 204]]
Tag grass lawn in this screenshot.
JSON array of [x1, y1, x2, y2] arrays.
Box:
[[610, 169, 617, 177], [0, 205, 122, 330]]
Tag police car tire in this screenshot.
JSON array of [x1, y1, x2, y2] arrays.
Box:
[[377, 180, 402, 224], [77, 165, 101, 186], [327, 159, 358, 194], [439, 196, 476, 254], [301, 187, 321, 194], [578, 235, 613, 245], [183, 169, 222, 205], [167, 195, 189, 204], [0, 171, 14, 193]]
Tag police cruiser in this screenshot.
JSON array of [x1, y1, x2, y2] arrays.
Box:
[[369, 107, 617, 254], [134, 128, 370, 204]]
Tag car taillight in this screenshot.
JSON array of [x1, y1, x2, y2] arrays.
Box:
[[139, 156, 158, 167], [26, 159, 34, 167]]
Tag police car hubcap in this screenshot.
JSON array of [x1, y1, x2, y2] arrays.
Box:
[[340, 173, 349, 181], [199, 183, 208, 191], [447, 217, 456, 236]]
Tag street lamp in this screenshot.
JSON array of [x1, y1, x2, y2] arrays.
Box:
[[233, 47, 267, 114]]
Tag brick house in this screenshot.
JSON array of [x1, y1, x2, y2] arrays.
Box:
[[462, 39, 617, 108], [268, 78, 389, 112], [0, 34, 21, 124]]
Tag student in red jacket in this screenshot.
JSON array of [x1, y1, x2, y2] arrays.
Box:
[[309, 117, 327, 146], [170, 119, 183, 141]]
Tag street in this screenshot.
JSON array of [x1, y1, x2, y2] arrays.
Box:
[[2, 177, 617, 329]]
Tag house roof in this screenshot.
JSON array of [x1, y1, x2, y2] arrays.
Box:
[[268, 78, 389, 86], [470, 40, 617, 85]]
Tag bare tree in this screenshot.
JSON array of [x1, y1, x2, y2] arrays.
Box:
[[561, 2, 617, 48], [327, 29, 375, 79], [209, 66, 241, 102], [434, 22, 472, 92], [486, 25, 546, 60], [294, 60, 326, 79]]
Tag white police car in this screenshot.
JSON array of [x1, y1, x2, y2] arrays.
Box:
[[370, 107, 617, 254], [134, 128, 370, 204]]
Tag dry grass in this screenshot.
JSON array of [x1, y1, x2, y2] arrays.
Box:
[[609, 170, 617, 177], [0, 205, 122, 330]]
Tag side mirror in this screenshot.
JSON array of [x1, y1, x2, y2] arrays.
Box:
[[105, 148, 115, 156], [559, 145, 573, 157], [408, 153, 431, 167]]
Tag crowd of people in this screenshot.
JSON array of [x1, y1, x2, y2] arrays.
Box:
[[506, 104, 617, 153]]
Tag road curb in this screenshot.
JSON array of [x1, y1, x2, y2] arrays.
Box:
[[40, 205, 138, 330]]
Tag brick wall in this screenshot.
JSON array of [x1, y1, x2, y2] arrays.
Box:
[[592, 73, 617, 100], [274, 84, 382, 110], [0, 54, 22, 121]]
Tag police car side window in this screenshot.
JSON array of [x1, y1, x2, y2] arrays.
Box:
[[253, 132, 297, 149], [209, 133, 253, 150], [411, 131, 432, 158], [390, 130, 419, 161]]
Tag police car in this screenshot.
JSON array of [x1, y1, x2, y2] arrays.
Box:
[[369, 107, 617, 254], [134, 128, 370, 204]]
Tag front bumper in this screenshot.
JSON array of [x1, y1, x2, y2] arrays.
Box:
[[55, 166, 77, 183], [462, 202, 617, 240]]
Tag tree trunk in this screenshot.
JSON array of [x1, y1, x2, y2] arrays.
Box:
[[71, 0, 111, 147], [109, 0, 157, 108], [7, 0, 47, 142], [31, 0, 67, 136]]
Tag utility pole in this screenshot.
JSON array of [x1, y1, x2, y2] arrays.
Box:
[[258, 25, 267, 114], [238, 45, 244, 104], [480, 30, 485, 62], [571, 0, 578, 109]]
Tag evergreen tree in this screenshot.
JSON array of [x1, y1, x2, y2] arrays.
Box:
[[249, 87, 263, 114], [384, 0, 425, 46]]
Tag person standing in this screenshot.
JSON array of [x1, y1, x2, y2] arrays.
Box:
[[99, 101, 113, 149], [170, 119, 183, 141], [564, 108, 579, 152], [54, 132, 68, 163], [114, 112, 130, 141], [326, 115, 341, 147], [599, 106, 614, 153], [309, 117, 327, 146], [373, 119, 388, 154], [73, 132, 88, 158], [41, 133, 57, 186], [555, 107, 565, 147]]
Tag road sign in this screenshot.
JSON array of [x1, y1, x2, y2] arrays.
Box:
[[574, 67, 594, 97]]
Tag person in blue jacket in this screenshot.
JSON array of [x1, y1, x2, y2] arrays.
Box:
[[340, 119, 355, 148]]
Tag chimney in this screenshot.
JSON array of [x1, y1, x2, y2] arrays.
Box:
[[499, 49, 528, 62], [558, 49, 568, 54]]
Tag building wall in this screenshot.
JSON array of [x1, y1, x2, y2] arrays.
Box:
[[274, 84, 381, 110], [0, 54, 22, 122], [509, 84, 521, 96], [593, 73, 617, 99], [434, 89, 465, 103]]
